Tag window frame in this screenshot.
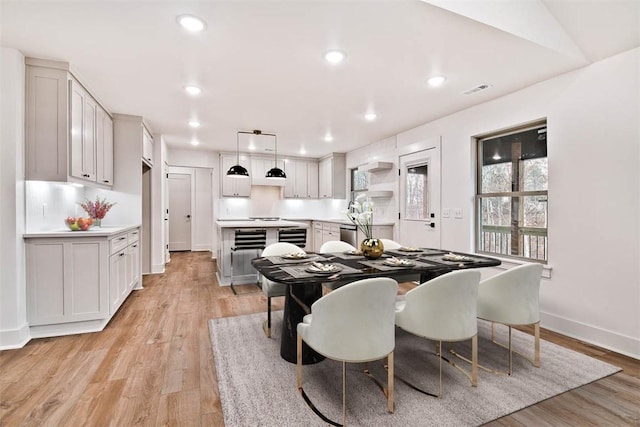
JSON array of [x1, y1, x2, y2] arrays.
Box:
[[475, 121, 548, 263]]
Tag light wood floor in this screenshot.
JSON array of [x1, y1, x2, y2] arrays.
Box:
[[1, 251, 638, 426]]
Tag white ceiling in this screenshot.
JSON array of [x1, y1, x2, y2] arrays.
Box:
[[1, 1, 638, 158]]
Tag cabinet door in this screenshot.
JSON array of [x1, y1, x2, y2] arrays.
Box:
[[319, 158, 332, 198], [70, 80, 97, 182], [283, 160, 297, 198], [294, 161, 308, 198], [96, 107, 113, 186], [109, 249, 128, 314], [307, 162, 319, 198], [142, 127, 153, 165], [27, 239, 108, 325], [129, 242, 140, 290]]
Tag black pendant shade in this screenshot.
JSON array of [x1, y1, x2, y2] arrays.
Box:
[[227, 131, 250, 178]]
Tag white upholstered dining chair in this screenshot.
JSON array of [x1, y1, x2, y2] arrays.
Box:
[[395, 270, 481, 398], [319, 241, 357, 293], [476, 263, 543, 375], [297, 277, 398, 426], [380, 238, 402, 250], [260, 242, 306, 338]]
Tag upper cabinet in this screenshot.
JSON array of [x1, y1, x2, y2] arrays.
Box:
[[250, 156, 285, 187], [318, 153, 346, 199], [142, 126, 153, 166], [221, 153, 251, 197], [284, 159, 318, 198], [25, 58, 113, 188]]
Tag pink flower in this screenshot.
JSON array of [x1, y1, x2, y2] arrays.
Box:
[[79, 197, 116, 219]]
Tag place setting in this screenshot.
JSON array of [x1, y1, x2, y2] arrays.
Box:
[[265, 253, 323, 264]]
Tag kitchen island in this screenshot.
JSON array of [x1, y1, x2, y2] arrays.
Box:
[[216, 219, 309, 287]]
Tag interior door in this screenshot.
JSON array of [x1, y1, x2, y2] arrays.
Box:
[[168, 173, 191, 251], [398, 146, 441, 249]]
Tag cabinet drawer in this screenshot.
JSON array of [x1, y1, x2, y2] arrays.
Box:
[[328, 223, 340, 234], [128, 229, 140, 243], [110, 233, 128, 255]]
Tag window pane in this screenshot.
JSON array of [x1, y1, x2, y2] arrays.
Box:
[[352, 169, 369, 191], [522, 158, 548, 191], [405, 164, 428, 220], [481, 163, 512, 193]]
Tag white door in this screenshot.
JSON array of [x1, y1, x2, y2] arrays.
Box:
[[398, 145, 441, 249], [168, 173, 191, 251]]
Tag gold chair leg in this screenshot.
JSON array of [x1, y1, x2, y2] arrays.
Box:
[[387, 352, 394, 413], [471, 335, 478, 387], [297, 333, 303, 391], [534, 322, 540, 367], [437, 340, 443, 398], [342, 361, 346, 426]]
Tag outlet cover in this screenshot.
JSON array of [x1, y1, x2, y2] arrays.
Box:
[[442, 208, 451, 218], [454, 208, 463, 219]]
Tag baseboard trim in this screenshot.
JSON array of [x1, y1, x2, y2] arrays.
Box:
[[541, 311, 640, 360], [0, 323, 31, 350]]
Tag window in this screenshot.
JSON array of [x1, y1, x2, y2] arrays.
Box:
[[350, 168, 369, 201], [476, 123, 548, 262], [405, 164, 429, 220]]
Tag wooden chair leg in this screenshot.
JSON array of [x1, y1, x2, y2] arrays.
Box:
[[471, 335, 478, 387], [534, 322, 540, 367], [387, 352, 394, 413]]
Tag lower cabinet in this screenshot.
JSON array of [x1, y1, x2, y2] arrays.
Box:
[[312, 221, 340, 252], [25, 227, 141, 336]]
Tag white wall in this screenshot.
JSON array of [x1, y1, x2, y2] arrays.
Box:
[[0, 47, 28, 348], [390, 48, 638, 358]]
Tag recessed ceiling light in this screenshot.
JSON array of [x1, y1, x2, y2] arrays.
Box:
[[324, 134, 334, 142], [324, 50, 345, 64], [188, 120, 200, 128], [300, 148, 307, 155], [248, 144, 256, 151], [365, 112, 377, 121], [191, 140, 199, 146], [177, 15, 206, 32], [184, 85, 202, 95], [427, 75, 446, 87]]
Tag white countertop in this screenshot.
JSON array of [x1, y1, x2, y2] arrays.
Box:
[[216, 219, 309, 228], [24, 224, 141, 238], [306, 218, 396, 226]]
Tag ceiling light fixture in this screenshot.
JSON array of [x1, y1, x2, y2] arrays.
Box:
[[227, 131, 250, 178], [324, 134, 334, 142], [365, 112, 377, 121], [259, 130, 287, 180], [184, 85, 202, 95], [177, 15, 207, 32], [427, 75, 446, 87], [324, 50, 345, 64], [188, 120, 200, 128], [191, 140, 199, 146]]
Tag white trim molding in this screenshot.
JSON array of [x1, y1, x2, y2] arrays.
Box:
[[0, 323, 31, 350]]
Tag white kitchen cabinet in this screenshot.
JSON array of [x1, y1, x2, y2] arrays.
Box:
[[142, 126, 153, 166], [251, 156, 285, 186], [284, 160, 319, 198], [312, 221, 340, 251], [96, 107, 114, 185], [221, 154, 251, 197], [25, 58, 113, 188], [318, 153, 346, 199], [26, 238, 109, 325], [25, 226, 141, 336]]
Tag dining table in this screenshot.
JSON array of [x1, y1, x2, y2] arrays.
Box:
[[251, 247, 501, 364]]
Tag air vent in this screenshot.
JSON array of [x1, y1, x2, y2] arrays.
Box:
[[463, 84, 490, 95]]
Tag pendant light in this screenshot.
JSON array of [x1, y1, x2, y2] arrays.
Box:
[[226, 131, 249, 178], [265, 132, 286, 180]]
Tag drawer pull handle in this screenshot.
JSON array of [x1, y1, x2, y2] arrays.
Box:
[[117, 237, 126, 241], [119, 252, 125, 257], [132, 244, 138, 248]]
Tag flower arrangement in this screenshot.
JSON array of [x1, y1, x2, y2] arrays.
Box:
[[346, 194, 374, 239], [79, 196, 116, 220]]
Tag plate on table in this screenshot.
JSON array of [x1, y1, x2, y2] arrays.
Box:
[[281, 252, 308, 260], [305, 263, 342, 274], [398, 247, 422, 253], [343, 250, 363, 256], [383, 258, 415, 267], [442, 253, 474, 262]]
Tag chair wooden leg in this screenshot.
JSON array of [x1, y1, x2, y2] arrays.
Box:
[[297, 333, 303, 391], [508, 326, 513, 376], [437, 340, 443, 398], [387, 352, 394, 413]]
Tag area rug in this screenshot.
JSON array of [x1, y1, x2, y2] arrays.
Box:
[[208, 312, 620, 427]]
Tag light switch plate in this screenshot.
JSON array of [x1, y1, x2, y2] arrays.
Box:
[[454, 208, 463, 219], [442, 208, 451, 218]]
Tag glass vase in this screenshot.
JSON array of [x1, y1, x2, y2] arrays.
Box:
[[361, 238, 384, 259], [92, 218, 101, 228]]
